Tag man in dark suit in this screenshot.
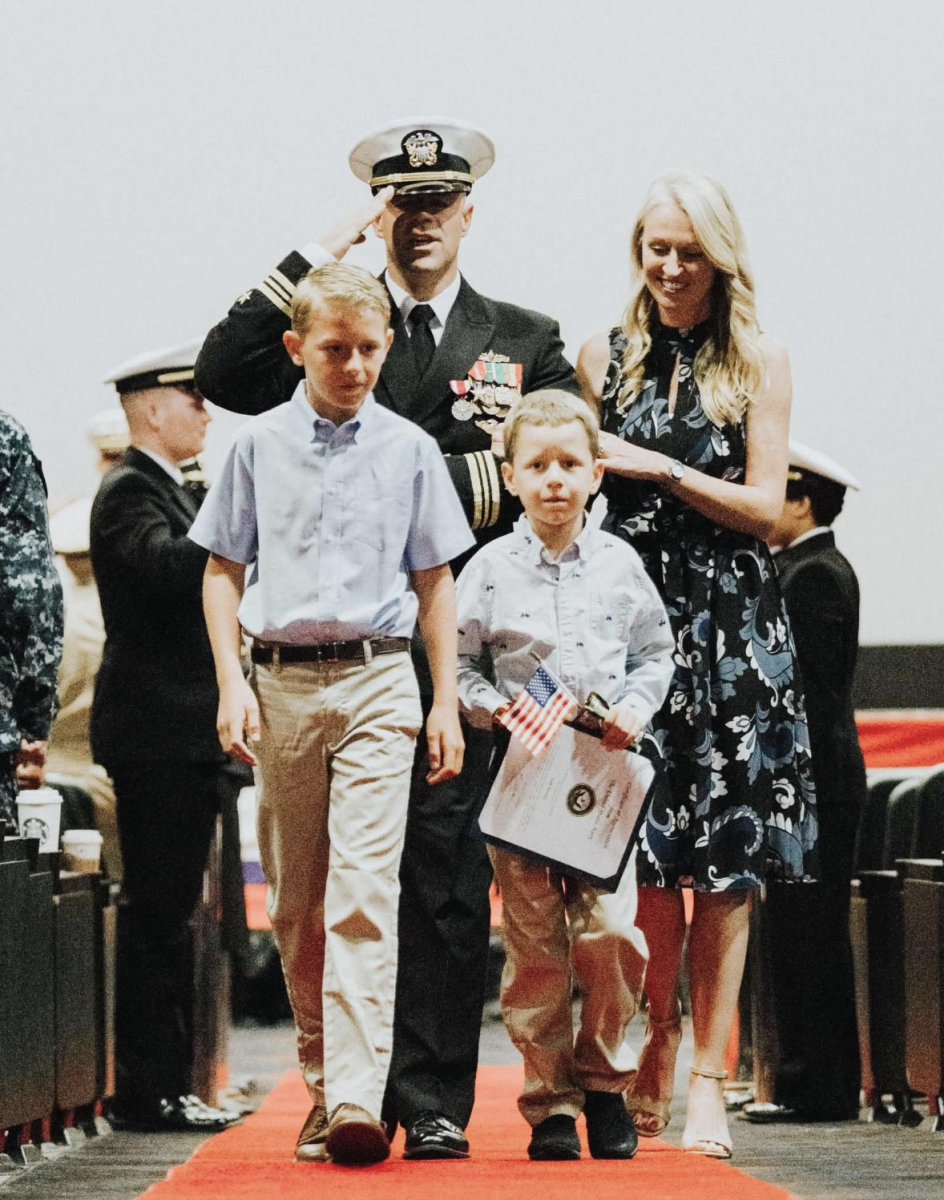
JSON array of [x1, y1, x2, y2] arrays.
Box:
[[744, 440, 866, 1123], [195, 118, 578, 1158], [90, 342, 241, 1132]]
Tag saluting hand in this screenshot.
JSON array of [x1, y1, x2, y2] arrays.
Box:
[[217, 679, 261, 766], [426, 701, 465, 785], [319, 186, 396, 260]]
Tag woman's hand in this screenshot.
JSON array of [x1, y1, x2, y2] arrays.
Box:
[[599, 431, 669, 481]]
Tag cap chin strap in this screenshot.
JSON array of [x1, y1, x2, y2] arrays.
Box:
[[370, 169, 474, 190]]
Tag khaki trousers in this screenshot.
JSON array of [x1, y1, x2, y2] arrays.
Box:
[[253, 653, 421, 1119], [490, 846, 648, 1126]]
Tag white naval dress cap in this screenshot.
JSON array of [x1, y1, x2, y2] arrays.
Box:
[[350, 117, 495, 195], [788, 439, 861, 491], [86, 407, 130, 453], [49, 496, 93, 555], [104, 337, 204, 396]]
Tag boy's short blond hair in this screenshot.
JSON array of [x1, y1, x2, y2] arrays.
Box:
[[291, 262, 391, 338], [503, 389, 600, 462]]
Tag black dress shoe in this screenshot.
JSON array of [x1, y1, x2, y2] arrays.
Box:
[[403, 1111, 470, 1160], [584, 1090, 638, 1159], [111, 1095, 243, 1132], [527, 1114, 581, 1160], [741, 1102, 859, 1125]]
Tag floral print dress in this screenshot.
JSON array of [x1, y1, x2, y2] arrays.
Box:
[[601, 323, 818, 891]]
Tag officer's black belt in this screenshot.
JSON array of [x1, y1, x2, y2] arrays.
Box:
[[251, 637, 410, 666]]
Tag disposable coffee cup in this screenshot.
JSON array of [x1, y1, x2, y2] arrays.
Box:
[[16, 787, 63, 853], [61, 828, 104, 873]]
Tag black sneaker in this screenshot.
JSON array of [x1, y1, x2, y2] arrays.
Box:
[[584, 1090, 638, 1159], [527, 1114, 581, 1160]]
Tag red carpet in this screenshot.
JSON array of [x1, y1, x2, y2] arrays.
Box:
[[140, 1066, 799, 1200]]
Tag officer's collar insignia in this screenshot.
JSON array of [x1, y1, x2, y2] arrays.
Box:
[[402, 130, 442, 169]]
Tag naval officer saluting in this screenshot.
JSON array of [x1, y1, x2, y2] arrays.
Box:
[[196, 117, 578, 1159]]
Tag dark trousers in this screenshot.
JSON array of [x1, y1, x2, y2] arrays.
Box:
[[384, 710, 494, 1129], [111, 760, 229, 1107], [764, 804, 862, 1117]]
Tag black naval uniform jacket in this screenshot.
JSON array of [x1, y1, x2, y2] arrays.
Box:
[[90, 448, 219, 768], [194, 251, 578, 543], [775, 529, 866, 810]]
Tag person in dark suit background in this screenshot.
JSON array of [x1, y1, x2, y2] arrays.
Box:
[[744, 440, 865, 1122], [90, 341, 241, 1132], [195, 118, 578, 1159]]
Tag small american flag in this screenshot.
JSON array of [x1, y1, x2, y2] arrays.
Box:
[[497, 664, 576, 756]]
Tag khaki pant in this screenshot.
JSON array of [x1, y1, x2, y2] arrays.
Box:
[[490, 846, 648, 1126], [253, 653, 421, 1119]]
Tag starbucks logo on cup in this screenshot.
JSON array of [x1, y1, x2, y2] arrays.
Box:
[[22, 816, 49, 842], [566, 784, 596, 816]]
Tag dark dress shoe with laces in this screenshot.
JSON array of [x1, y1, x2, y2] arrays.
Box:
[[110, 1094, 243, 1132], [583, 1090, 638, 1159], [403, 1111, 470, 1159], [527, 1114, 581, 1160], [324, 1103, 390, 1165]]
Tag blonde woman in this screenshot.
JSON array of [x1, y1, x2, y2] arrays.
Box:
[[577, 171, 817, 1159]]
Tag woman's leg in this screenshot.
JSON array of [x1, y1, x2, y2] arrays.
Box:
[[626, 886, 687, 1132], [683, 889, 751, 1156]]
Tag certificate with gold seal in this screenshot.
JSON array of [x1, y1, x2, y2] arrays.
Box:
[[478, 725, 656, 890]]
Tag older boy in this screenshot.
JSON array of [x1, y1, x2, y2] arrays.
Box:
[[191, 263, 474, 1165], [456, 391, 674, 1161]]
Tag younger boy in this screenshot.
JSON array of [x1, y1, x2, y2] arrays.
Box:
[[456, 390, 674, 1161], [190, 263, 474, 1165]]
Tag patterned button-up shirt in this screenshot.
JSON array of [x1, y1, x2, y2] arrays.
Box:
[[457, 513, 675, 729]]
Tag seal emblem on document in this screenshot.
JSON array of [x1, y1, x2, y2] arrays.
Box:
[[566, 784, 596, 816], [403, 130, 441, 168]]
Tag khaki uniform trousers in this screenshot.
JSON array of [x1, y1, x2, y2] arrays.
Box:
[[253, 652, 421, 1120], [490, 846, 648, 1126]]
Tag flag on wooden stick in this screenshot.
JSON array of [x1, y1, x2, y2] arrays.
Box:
[[497, 663, 576, 756]]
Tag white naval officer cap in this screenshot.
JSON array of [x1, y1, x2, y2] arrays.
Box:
[[349, 116, 495, 196], [788, 440, 861, 491], [104, 337, 204, 397], [86, 407, 130, 453], [49, 496, 93, 555]]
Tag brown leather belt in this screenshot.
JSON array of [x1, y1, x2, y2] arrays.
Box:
[[250, 637, 410, 666]]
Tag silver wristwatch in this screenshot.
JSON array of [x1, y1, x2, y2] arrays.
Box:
[[668, 459, 685, 486]]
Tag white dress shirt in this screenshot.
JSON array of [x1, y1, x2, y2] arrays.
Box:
[[136, 447, 184, 486], [456, 514, 675, 729]]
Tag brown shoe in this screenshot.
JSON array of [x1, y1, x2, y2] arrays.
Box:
[[324, 1103, 390, 1166], [294, 1104, 329, 1162]]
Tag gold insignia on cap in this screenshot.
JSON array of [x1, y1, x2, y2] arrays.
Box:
[[403, 130, 440, 168]]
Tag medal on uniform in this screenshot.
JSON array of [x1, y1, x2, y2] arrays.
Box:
[[449, 378, 476, 421]]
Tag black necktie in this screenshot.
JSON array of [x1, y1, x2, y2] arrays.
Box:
[[409, 304, 436, 379]]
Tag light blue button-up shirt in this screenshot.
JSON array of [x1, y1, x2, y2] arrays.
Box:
[[189, 387, 475, 643], [456, 514, 675, 729]]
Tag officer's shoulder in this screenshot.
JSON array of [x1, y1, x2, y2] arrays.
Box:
[[0, 410, 32, 465]]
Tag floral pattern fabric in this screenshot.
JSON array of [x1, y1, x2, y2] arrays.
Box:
[[601, 325, 818, 891]]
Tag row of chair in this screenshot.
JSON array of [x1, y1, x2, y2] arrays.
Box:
[[851, 765, 944, 1132], [0, 834, 115, 1169]]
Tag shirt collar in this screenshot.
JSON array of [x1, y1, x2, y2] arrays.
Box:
[[136, 446, 184, 486], [387, 272, 462, 331], [513, 512, 596, 565], [781, 525, 831, 552], [292, 384, 376, 442]]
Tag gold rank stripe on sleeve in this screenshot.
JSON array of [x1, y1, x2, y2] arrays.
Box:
[[463, 450, 501, 531], [258, 267, 297, 316]]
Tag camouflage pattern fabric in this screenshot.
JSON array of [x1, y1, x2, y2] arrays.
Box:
[[0, 411, 64, 824]]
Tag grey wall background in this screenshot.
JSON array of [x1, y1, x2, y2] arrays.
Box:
[[2, 0, 941, 644]]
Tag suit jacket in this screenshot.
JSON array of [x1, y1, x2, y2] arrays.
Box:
[[90, 448, 220, 767], [194, 251, 578, 544], [776, 530, 866, 810]]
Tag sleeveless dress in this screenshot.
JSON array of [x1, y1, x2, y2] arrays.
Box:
[[601, 323, 818, 891]]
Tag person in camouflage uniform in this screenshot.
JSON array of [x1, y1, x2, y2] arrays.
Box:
[[0, 411, 64, 825]]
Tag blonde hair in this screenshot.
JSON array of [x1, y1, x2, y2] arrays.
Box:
[[618, 171, 765, 427], [503, 389, 600, 461], [291, 262, 391, 337]]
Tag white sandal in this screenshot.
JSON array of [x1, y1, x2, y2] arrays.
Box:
[[682, 1066, 732, 1159]]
